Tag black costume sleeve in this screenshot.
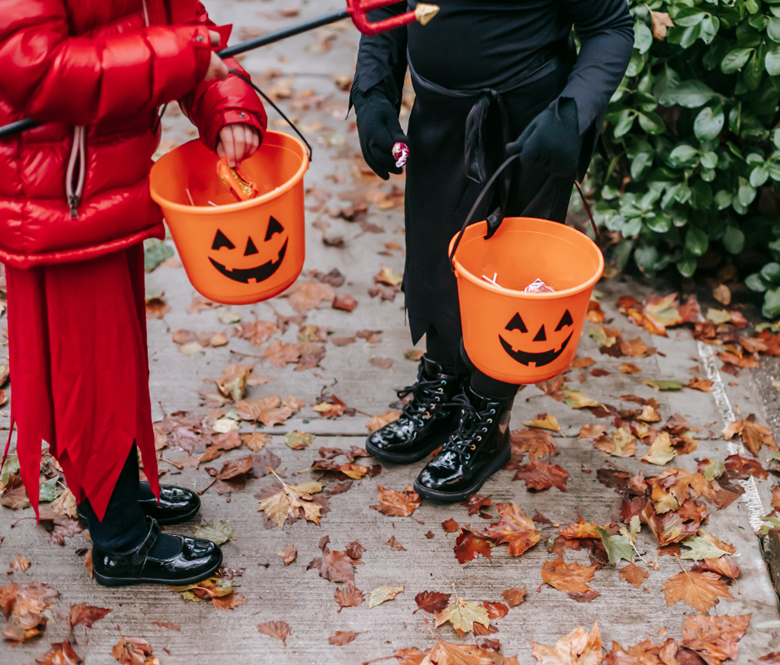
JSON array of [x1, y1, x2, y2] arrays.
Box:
[[560, 0, 634, 137], [351, 3, 409, 108]]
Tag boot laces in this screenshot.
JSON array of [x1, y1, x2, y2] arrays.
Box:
[[397, 376, 449, 421], [442, 394, 496, 456]]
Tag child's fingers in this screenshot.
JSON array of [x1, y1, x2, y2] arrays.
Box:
[[221, 128, 236, 167], [232, 126, 246, 165], [208, 30, 221, 47], [247, 129, 260, 158]]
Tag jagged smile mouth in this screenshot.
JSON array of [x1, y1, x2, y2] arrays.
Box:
[[498, 332, 573, 367], [209, 239, 288, 284]]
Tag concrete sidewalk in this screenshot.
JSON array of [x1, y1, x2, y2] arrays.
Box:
[[2, 1, 779, 663]]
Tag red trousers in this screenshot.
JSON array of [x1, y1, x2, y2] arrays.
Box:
[[5, 244, 159, 520]]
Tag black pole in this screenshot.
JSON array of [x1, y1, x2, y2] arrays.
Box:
[[0, 8, 351, 140], [219, 9, 349, 59]]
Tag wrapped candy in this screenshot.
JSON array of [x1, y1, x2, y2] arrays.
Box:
[[523, 278, 555, 293], [392, 142, 410, 168]]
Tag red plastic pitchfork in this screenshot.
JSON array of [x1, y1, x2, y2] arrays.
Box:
[[0, 0, 440, 138]]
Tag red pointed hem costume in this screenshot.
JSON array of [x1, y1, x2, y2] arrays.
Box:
[[5, 244, 160, 520], [0, 0, 267, 521]]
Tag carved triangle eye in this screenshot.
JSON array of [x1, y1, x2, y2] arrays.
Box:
[[265, 216, 284, 241], [555, 310, 574, 331], [505, 313, 527, 332], [212, 229, 235, 250], [245, 237, 259, 256], [533, 325, 547, 342]]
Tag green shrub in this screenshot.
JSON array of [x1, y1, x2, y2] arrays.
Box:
[[589, 0, 780, 318]]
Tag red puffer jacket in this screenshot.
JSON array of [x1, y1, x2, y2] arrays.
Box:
[[0, 0, 267, 268]]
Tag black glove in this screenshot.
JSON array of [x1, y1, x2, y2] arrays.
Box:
[[353, 88, 408, 180], [506, 97, 583, 179]]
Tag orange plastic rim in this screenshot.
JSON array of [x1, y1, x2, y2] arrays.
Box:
[[450, 217, 604, 384], [150, 131, 309, 305]]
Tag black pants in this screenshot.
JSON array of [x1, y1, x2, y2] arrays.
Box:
[[78, 445, 148, 551]]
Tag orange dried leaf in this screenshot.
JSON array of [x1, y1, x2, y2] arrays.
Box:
[[662, 571, 732, 612]]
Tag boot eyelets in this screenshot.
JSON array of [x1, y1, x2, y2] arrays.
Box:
[[487, 418, 493, 423], [470, 444, 476, 450]]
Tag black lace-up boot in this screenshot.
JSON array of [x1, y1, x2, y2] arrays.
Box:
[[365, 356, 464, 464], [413, 386, 514, 502]]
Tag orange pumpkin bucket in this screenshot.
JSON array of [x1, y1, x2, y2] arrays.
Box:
[[149, 130, 309, 305], [450, 217, 603, 384]]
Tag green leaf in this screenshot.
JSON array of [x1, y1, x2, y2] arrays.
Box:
[[738, 182, 757, 206], [637, 111, 666, 134], [690, 181, 713, 210], [766, 45, 780, 76], [768, 17, 780, 42], [700, 151, 718, 169], [686, 227, 709, 256], [703, 460, 725, 482], [643, 380, 684, 391], [595, 527, 633, 565], [192, 519, 234, 545], [634, 21, 653, 54], [714, 190, 733, 210], [763, 287, 780, 319], [694, 105, 724, 140], [38, 477, 61, 504], [658, 79, 719, 109], [722, 226, 745, 254], [668, 145, 699, 167], [744, 51, 763, 91], [721, 47, 754, 73], [746, 273, 767, 292], [751, 165, 769, 188], [612, 109, 637, 138], [677, 256, 697, 278], [1, 455, 19, 489], [143, 238, 174, 272], [680, 533, 732, 560], [760, 262, 780, 284]]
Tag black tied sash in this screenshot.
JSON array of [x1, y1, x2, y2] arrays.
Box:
[[408, 49, 572, 238]]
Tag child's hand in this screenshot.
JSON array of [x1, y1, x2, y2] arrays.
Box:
[[217, 124, 261, 167], [204, 31, 229, 82]]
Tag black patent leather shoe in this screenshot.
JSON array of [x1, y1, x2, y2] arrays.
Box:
[[92, 518, 222, 587], [414, 387, 514, 502], [366, 356, 464, 464], [78, 482, 200, 527]]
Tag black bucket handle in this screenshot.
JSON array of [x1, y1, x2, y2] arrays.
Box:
[[228, 68, 314, 163], [448, 153, 600, 271]]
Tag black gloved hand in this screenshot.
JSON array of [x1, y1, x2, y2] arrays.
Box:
[[353, 87, 408, 180], [506, 97, 583, 179]]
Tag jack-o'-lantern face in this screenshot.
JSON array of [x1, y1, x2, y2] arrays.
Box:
[[208, 216, 287, 284], [498, 309, 574, 367]]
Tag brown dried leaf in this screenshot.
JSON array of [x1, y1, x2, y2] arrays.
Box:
[[111, 634, 154, 664], [334, 584, 364, 611], [681, 613, 750, 665], [513, 461, 569, 492], [413, 591, 451, 614], [619, 562, 649, 589], [284, 281, 335, 312], [662, 571, 732, 612], [278, 545, 297, 566], [329, 630, 361, 646], [501, 587, 527, 607], [366, 410, 401, 433], [257, 621, 291, 646], [454, 528, 492, 564], [477, 502, 540, 556], [541, 557, 596, 594], [530, 623, 603, 665], [510, 428, 558, 461], [370, 485, 421, 517]]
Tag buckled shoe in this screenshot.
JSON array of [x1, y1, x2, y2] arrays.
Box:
[[414, 387, 514, 502], [92, 518, 222, 587], [366, 356, 464, 464]]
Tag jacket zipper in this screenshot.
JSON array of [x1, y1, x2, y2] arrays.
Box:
[[65, 125, 86, 220], [64, 2, 150, 219]]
